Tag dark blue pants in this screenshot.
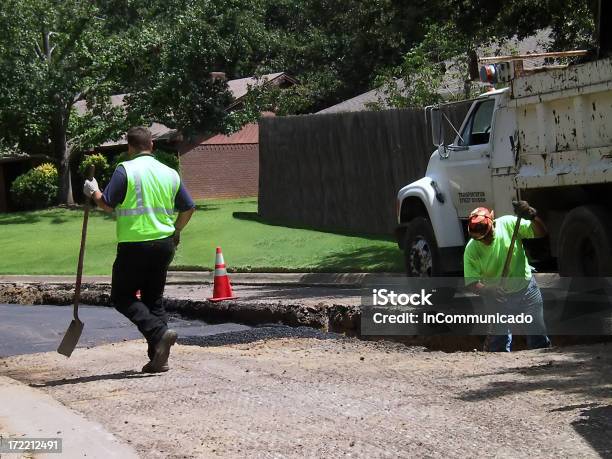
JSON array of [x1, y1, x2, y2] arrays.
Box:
[[484, 277, 551, 352]]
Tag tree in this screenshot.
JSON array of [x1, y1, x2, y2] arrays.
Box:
[[373, 23, 476, 108], [257, 0, 442, 112], [0, 0, 139, 204], [375, 1, 599, 109], [123, 0, 252, 138], [447, 0, 597, 51], [0, 0, 267, 203]]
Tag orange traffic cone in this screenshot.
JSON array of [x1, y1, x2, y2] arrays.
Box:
[[209, 247, 237, 302]]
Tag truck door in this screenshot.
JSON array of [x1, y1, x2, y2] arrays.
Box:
[[444, 98, 495, 218]]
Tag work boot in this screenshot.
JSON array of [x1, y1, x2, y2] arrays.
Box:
[[142, 360, 169, 373], [142, 329, 177, 373]]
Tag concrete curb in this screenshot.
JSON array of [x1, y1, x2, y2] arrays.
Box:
[[0, 376, 139, 458], [0, 272, 408, 287]]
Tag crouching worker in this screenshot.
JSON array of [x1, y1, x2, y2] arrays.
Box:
[[83, 126, 196, 372], [463, 202, 551, 352]]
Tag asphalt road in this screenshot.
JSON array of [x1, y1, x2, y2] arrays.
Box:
[[0, 304, 251, 357]]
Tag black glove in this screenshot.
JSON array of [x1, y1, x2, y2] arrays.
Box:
[[512, 200, 537, 220]]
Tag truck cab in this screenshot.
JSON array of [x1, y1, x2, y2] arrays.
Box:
[[396, 56, 612, 277]]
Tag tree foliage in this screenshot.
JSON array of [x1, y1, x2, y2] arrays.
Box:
[[78, 153, 112, 188], [111, 150, 180, 173], [373, 23, 477, 108], [257, 0, 440, 112], [447, 0, 597, 51], [375, 0, 599, 109], [0, 0, 140, 203], [0, 0, 602, 206], [0, 0, 267, 203], [123, 0, 270, 137]]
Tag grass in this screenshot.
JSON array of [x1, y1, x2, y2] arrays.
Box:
[[0, 198, 404, 275]]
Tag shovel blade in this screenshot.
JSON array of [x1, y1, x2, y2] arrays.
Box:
[[57, 319, 84, 357]]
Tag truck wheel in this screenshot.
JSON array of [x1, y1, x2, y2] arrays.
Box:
[[558, 205, 612, 277], [403, 217, 441, 277]]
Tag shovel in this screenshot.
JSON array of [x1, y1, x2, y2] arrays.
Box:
[[483, 213, 522, 350], [57, 166, 94, 357], [500, 215, 522, 287]]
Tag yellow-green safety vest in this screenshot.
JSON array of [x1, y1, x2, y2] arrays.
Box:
[[115, 154, 180, 243]]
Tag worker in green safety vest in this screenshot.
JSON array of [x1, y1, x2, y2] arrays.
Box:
[[84, 126, 196, 373]]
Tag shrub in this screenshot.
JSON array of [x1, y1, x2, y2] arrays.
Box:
[[78, 153, 111, 187], [10, 163, 59, 210], [111, 149, 180, 173], [153, 150, 180, 172]]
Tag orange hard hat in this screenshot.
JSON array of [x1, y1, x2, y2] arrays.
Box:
[[468, 207, 494, 240]]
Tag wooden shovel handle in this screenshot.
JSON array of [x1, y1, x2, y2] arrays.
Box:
[[500, 216, 522, 289], [73, 165, 95, 321]]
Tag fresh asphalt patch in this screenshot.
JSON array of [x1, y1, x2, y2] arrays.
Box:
[[178, 324, 343, 348], [0, 304, 251, 357]]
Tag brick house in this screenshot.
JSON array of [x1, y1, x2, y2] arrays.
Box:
[[77, 72, 297, 199], [178, 73, 296, 199], [178, 118, 266, 199]]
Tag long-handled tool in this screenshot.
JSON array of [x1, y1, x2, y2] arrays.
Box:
[[483, 211, 522, 350], [500, 215, 522, 287], [57, 166, 94, 357]]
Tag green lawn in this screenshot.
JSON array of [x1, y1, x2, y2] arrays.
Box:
[[0, 198, 404, 275]]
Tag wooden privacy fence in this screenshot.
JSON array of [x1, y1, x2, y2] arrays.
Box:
[[258, 103, 471, 235]]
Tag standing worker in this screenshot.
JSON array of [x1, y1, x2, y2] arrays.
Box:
[[83, 126, 196, 372], [463, 201, 551, 352]]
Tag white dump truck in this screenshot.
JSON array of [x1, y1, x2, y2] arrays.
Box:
[[396, 55, 612, 277]]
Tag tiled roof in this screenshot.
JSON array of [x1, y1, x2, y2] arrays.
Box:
[[74, 74, 293, 147], [200, 112, 274, 145], [228, 73, 285, 101], [201, 123, 259, 145]]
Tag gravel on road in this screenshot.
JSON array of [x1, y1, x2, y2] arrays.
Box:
[[1, 327, 611, 458]]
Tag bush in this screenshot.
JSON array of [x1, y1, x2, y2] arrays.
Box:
[[78, 153, 111, 187], [111, 149, 180, 173], [153, 150, 180, 172], [10, 163, 59, 210]]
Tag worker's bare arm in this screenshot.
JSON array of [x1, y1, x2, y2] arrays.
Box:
[[172, 207, 195, 247], [175, 207, 195, 232], [90, 190, 115, 213]]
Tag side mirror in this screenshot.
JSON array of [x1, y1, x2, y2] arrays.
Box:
[[437, 144, 449, 159], [430, 108, 444, 147]]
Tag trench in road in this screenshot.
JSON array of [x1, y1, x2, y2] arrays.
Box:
[[0, 304, 252, 357]]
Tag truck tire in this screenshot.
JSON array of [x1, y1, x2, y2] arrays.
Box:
[[403, 217, 441, 277], [557, 205, 612, 277]]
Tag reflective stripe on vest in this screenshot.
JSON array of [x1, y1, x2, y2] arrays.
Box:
[[115, 170, 176, 217], [115, 155, 179, 243]]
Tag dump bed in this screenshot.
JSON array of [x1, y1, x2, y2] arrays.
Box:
[[509, 58, 612, 189]]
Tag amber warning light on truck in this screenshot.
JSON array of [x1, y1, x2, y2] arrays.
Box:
[[479, 62, 513, 84]]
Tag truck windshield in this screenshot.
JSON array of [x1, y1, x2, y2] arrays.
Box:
[[458, 99, 495, 146]]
